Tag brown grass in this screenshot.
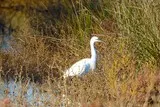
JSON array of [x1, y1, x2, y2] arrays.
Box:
[[0, 0, 160, 107], [0, 26, 160, 106]]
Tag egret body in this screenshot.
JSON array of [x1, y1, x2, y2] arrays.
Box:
[[63, 36, 102, 78]]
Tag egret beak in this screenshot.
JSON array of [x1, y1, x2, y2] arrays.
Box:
[[98, 39, 105, 43]]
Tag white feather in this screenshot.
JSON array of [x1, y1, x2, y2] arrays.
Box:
[[63, 36, 102, 78], [63, 58, 91, 78]]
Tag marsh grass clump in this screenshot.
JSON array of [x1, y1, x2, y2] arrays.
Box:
[[114, 0, 160, 66]]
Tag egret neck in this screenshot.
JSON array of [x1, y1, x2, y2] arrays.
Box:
[[90, 40, 97, 70]]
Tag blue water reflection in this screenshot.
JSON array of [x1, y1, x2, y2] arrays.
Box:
[[0, 79, 55, 106]]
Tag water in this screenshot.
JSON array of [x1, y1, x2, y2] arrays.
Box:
[[0, 34, 13, 53], [0, 79, 59, 106]]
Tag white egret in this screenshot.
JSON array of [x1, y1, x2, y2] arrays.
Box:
[[63, 36, 103, 78]]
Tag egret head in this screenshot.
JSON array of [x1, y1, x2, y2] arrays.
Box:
[[91, 36, 103, 43]]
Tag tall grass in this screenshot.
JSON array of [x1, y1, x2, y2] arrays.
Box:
[[114, 0, 160, 65], [0, 0, 160, 107]]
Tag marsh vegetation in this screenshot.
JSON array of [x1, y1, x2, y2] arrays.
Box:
[[0, 0, 160, 107]]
